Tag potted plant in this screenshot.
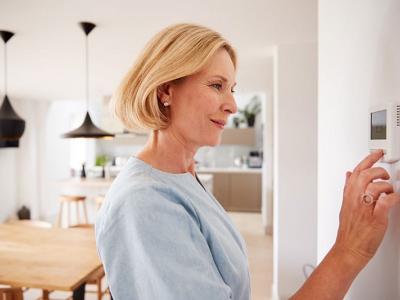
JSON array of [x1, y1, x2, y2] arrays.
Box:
[[96, 154, 109, 178], [233, 116, 241, 128], [239, 95, 261, 127]]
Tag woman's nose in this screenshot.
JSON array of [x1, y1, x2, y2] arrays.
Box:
[[223, 93, 237, 114]]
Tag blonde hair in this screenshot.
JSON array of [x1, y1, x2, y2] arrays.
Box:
[[113, 23, 236, 131]]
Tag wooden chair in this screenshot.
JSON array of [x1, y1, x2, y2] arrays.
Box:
[[0, 288, 23, 300], [56, 195, 88, 228], [85, 267, 108, 300]]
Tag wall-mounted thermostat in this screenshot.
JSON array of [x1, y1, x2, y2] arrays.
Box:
[[369, 103, 400, 163]]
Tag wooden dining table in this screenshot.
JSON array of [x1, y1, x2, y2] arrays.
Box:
[[0, 224, 102, 300]]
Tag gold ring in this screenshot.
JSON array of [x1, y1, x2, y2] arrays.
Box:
[[361, 193, 376, 206]]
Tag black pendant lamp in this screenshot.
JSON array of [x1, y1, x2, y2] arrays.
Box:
[[62, 22, 114, 139], [0, 30, 26, 148]]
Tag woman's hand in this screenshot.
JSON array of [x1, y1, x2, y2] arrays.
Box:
[[334, 150, 400, 268], [291, 150, 400, 300]]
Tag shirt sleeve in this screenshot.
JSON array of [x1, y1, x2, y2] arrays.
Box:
[[95, 182, 232, 300]]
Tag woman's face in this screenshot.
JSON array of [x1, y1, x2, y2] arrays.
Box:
[[166, 48, 237, 149]]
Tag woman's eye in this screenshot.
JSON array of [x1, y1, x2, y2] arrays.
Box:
[[211, 83, 222, 90]]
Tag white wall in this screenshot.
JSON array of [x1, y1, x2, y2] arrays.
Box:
[[0, 97, 43, 222], [15, 99, 49, 219], [319, 0, 400, 298], [273, 42, 318, 299], [0, 149, 16, 222]]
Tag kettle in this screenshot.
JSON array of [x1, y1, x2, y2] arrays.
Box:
[[248, 151, 262, 168]]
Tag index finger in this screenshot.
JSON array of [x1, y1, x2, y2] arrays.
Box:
[[353, 150, 384, 173]]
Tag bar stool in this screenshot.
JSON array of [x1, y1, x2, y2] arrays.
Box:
[[56, 195, 88, 228]]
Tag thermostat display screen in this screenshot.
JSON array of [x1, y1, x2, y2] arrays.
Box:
[[371, 110, 387, 140]]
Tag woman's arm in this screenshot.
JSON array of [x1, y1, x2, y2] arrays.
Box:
[[291, 150, 400, 299], [290, 245, 362, 299]]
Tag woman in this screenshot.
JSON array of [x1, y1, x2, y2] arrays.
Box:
[[95, 23, 400, 300]]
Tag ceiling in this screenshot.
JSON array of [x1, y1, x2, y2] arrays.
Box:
[[0, 0, 316, 102]]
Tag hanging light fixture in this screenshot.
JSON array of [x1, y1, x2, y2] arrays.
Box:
[[62, 22, 114, 139], [0, 30, 26, 148]]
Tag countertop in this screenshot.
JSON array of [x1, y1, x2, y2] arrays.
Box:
[[58, 173, 214, 188], [58, 177, 114, 188], [196, 167, 262, 174]]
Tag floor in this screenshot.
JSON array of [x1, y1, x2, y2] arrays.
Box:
[[229, 212, 273, 300], [23, 212, 273, 300]]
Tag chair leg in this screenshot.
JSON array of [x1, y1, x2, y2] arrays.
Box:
[[76, 201, 80, 224], [42, 290, 50, 300], [82, 201, 89, 224], [56, 202, 63, 228], [97, 279, 102, 300], [72, 283, 85, 300], [67, 202, 71, 227]]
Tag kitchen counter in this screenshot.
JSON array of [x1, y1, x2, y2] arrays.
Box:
[[58, 177, 114, 188], [58, 173, 214, 191], [196, 167, 262, 174]]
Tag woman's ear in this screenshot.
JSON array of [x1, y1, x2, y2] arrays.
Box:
[[157, 82, 173, 104]]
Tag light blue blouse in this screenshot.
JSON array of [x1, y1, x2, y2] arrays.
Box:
[[95, 157, 251, 300]]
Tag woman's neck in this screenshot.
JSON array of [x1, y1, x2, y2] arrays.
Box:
[[136, 129, 198, 176]]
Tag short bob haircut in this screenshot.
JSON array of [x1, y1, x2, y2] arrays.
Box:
[[113, 23, 237, 131]]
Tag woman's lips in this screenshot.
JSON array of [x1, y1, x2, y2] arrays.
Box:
[[210, 119, 226, 129]]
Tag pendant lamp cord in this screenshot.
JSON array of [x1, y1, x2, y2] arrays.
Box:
[[3, 43, 7, 95], [85, 34, 89, 111]]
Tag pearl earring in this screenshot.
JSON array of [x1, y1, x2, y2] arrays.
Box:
[[163, 101, 170, 107]]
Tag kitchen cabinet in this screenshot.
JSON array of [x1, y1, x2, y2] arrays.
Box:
[[230, 174, 261, 211], [213, 174, 230, 209], [209, 172, 261, 212], [220, 128, 255, 146]]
